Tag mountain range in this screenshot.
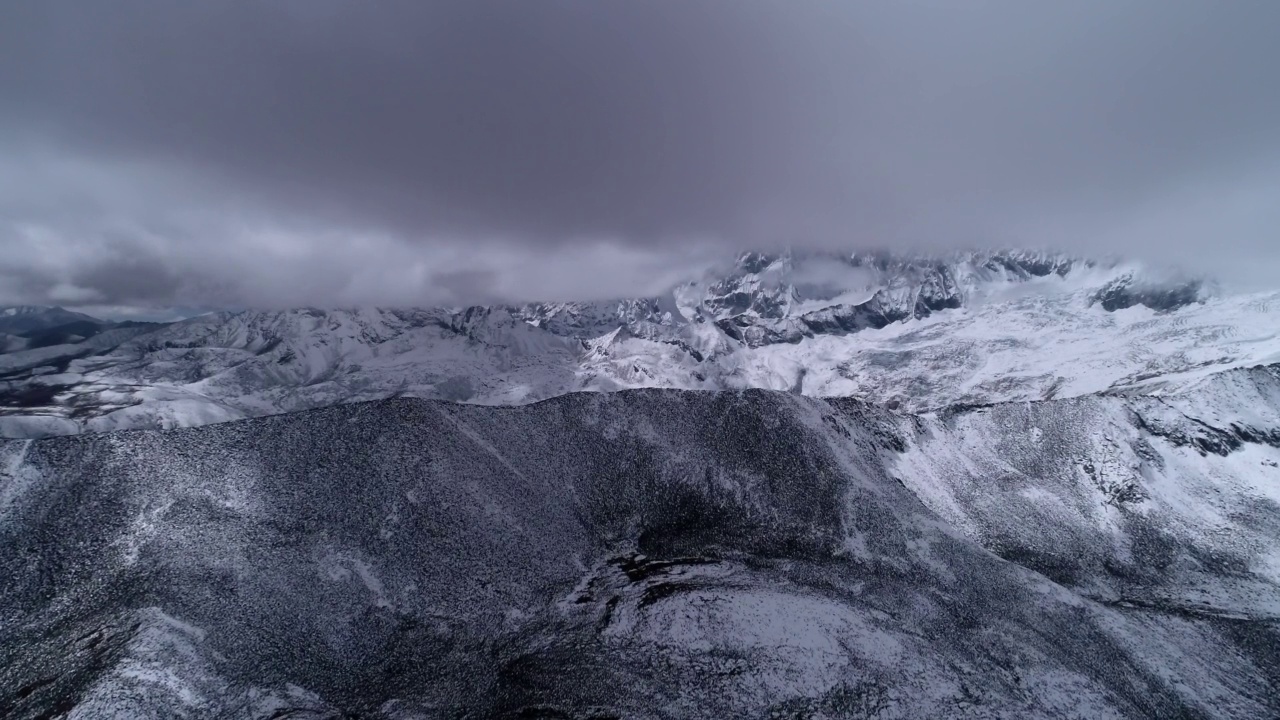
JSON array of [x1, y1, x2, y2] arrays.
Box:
[[2, 250, 1276, 439], [2, 249, 1279, 717]]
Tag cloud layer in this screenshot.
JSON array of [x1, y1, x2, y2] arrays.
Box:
[[2, 1, 1278, 309]]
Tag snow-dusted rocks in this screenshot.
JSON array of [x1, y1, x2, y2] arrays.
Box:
[[3, 251, 1277, 717], [1, 388, 1276, 717]]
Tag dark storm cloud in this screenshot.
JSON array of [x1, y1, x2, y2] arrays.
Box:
[[1, 0, 1279, 308], [68, 242, 184, 305], [1, 0, 814, 240]]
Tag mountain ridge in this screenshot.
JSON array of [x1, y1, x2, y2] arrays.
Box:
[[2, 384, 1277, 717], [0, 249, 1267, 438]]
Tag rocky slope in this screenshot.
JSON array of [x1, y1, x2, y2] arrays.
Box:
[[1, 380, 1278, 718], [3, 250, 1274, 438]]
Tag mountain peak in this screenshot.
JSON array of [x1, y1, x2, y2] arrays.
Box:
[[0, 248, 1270, 438]]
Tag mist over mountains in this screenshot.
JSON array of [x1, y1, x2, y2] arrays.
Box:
[[5, 3, 1280, 715], [2, 249, 1266, 439]]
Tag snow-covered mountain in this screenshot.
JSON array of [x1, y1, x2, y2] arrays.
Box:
[[0, 305, 132, 355], [2, 249, 1276, 438], [3, 386, 1277, 717], [4, 250, 1280, 717], [0, 305, 105, 334]]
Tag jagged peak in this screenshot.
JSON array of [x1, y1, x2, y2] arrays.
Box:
[[1088, 271, 1210, 313]]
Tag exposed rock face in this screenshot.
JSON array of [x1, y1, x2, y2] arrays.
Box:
[[701, 250, 1039, 347], [1090, 273, 1206, 312], [2, 384, 1277, 718]]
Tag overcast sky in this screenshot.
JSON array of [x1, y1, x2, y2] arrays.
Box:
[[2, 0, 1278, 311]]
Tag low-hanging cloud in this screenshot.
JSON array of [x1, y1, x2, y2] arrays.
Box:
[[1, 0, 1278, 311]]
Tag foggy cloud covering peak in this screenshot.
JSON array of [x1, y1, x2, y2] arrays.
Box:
[[2, 0, 1278, 312]]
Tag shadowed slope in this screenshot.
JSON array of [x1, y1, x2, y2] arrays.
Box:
[[0, 388, 1277, 717]]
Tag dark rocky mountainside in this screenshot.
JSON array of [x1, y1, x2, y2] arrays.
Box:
[[2, 383, 1277, 718]]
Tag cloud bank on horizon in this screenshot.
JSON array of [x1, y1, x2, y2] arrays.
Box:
[[1, 0, 1278, 310]]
